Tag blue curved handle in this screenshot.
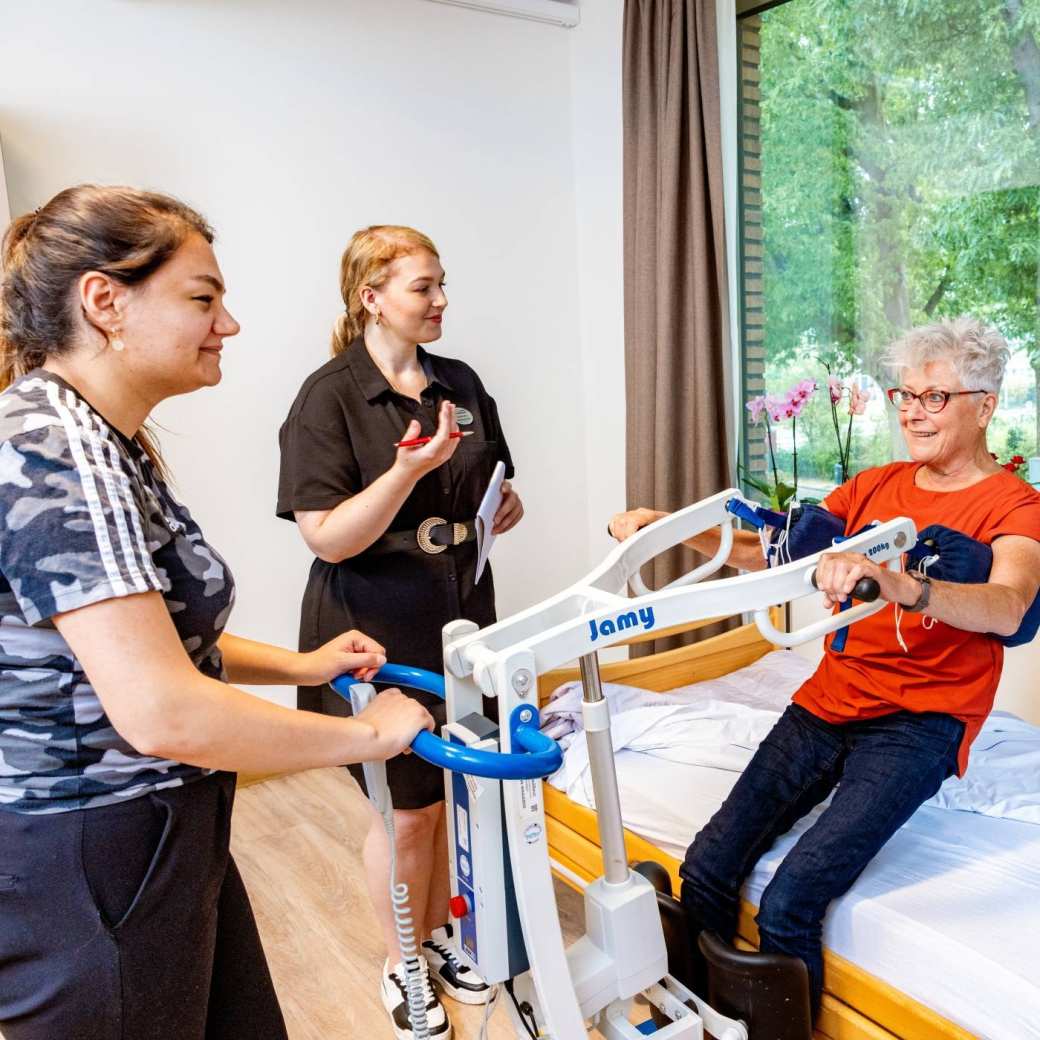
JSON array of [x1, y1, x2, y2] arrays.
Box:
[[370, 663, 446, 698], [409, 727, 560, 780], [329, 664, 562, 781]]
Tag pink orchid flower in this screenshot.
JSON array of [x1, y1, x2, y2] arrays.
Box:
[[783, 379, 817, 417], [849, 385, 872, 416], [827, 375, 844, 405], [746, 395, 767, 424], [765, 394, 789, 423]]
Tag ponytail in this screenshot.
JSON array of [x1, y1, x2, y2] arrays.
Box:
[[0, 212, 44, 392], [330, 312, 354, 357]]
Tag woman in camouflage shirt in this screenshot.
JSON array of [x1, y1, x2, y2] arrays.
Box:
[[0, 185, 433, 1040]]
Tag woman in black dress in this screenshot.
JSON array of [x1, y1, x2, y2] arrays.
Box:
[[277, 225, 522, 1039]]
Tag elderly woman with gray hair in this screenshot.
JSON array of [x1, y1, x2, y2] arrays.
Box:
[[609, 316, 1040, 1019]]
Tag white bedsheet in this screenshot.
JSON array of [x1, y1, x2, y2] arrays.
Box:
[[544, 652, 1040, 1039]]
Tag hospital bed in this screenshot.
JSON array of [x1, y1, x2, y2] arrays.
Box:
[[535, 614, 1040, 1040]]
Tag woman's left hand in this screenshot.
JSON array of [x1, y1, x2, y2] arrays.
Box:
[[493, 482, 524, 535], [813, 550, 918, 610], [297, 629, 387, 686]]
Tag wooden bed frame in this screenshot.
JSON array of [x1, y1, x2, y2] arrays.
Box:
[[536, 615, 976, 1040]]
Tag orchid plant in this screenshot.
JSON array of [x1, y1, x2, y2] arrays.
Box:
[[826, 370, 873, 484], [743, 379, 817, 510]]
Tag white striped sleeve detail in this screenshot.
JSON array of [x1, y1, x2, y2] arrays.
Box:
[[75, 398, 162, 592], [104, 437, 163, 589], [71, 396, 149, 593], [44, 381, 127, 597]]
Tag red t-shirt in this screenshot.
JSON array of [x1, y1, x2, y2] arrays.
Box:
[[793, 462, 1040, 775]]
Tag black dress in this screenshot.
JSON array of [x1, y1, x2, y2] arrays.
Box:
[[277, 338, 514, 808]]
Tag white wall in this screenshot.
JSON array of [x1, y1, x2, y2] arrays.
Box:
[[568, 1, 626, 553], [1, 0, 606, 706]]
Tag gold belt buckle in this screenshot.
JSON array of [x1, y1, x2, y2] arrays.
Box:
[[416, 517, 467, 554], [417, 517, 447, 554]]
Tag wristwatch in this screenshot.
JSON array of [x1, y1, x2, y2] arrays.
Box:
[[903, 573, 932, 613]]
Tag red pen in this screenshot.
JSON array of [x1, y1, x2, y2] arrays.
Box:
[[395, 430, 474, 448]]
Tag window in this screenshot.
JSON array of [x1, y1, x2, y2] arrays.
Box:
[[738, 0, 1040, 506]]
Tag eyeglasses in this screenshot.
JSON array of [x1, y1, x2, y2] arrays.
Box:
[[886, 388, 987, 413]]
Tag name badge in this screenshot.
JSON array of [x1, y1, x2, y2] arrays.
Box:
[[455, 406, 474, 426]]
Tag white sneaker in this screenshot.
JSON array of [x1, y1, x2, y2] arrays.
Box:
[[422, 924, 493, 1005], [380, 958, 452, 1039]]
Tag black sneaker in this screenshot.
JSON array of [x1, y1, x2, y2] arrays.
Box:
[[422, 924, 493, 1005], [380, 958, 452, 1039]]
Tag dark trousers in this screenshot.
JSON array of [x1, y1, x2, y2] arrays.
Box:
[[0, 772, 287, 1040], [679, 704, 963, 1013]]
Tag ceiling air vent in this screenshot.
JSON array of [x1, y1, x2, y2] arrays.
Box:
[[425, 0, 579, 28]]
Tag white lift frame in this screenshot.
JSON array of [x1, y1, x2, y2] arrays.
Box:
[[440, 490, 915, 1039]]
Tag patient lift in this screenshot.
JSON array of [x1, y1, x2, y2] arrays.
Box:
[[336, 490, 916, 1039]]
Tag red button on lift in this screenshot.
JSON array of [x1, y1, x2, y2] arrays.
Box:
[[449, 895, 471, 919]]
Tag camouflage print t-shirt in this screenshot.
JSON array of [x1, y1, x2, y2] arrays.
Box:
[[0, 370, 235, 813]]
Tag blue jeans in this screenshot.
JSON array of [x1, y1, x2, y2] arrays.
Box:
[[678, 704, 963, 1013]]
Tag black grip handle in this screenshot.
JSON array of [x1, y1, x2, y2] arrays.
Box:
[[852, 577, 881, 602], [810, 572, 881, 602]]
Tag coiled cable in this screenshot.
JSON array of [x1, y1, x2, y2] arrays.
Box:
[[381, 802, 431, 1039], [351, 678, 432, 1040]]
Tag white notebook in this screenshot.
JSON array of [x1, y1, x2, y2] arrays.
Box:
[[474, 461, 506, 583]]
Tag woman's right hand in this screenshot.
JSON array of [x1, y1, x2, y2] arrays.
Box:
[[354, 688, 436, 759], [608, 507, 666, 541], [393, 400, 460, 480]]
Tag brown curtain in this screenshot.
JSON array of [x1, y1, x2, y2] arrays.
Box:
[[623, 0, 734, 655]]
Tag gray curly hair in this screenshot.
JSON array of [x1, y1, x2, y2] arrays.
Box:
[[882, 316, 1010, 394]]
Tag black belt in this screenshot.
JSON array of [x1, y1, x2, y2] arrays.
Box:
[[365, 517, 477, 557]]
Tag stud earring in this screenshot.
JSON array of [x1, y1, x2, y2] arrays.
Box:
[[110, 330, 125, 353]]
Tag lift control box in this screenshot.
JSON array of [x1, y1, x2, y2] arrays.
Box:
[[443, 713, 528, 984]]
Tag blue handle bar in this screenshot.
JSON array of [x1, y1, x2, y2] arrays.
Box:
[[329, 664, 562, 781]]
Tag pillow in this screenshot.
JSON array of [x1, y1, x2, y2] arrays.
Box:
[[927, 712, 1040, 825]]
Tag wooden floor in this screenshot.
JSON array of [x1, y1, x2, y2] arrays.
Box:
[[232, 768, 589, 1040]]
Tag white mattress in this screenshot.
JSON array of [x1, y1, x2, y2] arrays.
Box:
[[545, 654, 1040, 1039]]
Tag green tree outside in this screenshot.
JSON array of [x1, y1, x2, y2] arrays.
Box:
[[746, 0, 1040, 492]]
